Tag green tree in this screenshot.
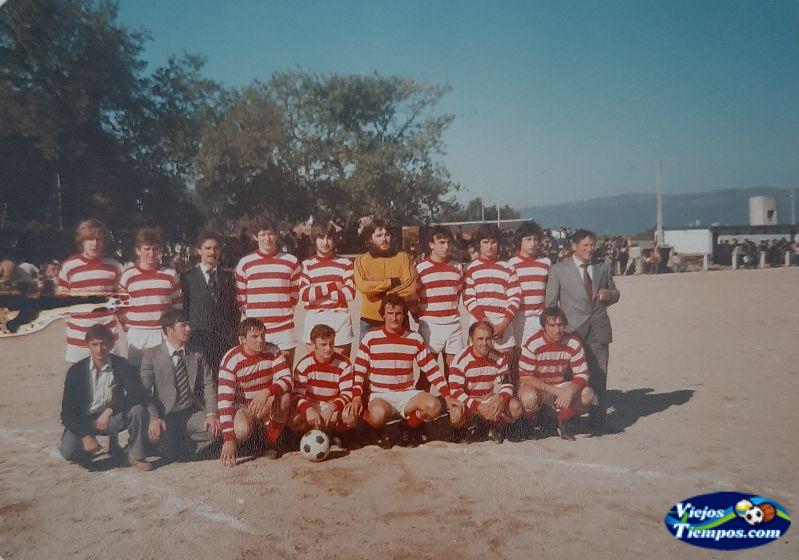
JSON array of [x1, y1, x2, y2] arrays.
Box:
[[0, 0, 218, 243]]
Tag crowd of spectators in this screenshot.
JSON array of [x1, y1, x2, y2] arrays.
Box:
[[716, 238, 798, 268], [3, 224, 798, 295]]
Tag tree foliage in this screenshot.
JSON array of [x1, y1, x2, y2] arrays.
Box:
[[0, 0, 219, 243], [2, 1, 515, 254], [195, 70, 459, 228]]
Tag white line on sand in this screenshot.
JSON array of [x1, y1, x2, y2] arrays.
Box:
[[0, 428, 253, 534]]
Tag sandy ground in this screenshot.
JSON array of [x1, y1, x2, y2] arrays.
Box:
[[0, 268, 797, 560]]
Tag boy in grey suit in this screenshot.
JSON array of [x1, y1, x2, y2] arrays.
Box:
[[139, 309, 220, 461], [544, 229, 620, 433]]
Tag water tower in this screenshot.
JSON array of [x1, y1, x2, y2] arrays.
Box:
[[749, 196, 777, 225]]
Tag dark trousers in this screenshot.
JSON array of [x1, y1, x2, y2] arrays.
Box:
[[153, 408, 218, 461], [59, 404, 148, 462]]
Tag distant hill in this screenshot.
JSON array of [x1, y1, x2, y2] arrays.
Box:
[[518, 187, 796, 235]]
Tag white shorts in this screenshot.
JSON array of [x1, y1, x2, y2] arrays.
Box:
[[125, 327, 164, 366], [418, 319, 464, 355], [470, 316, 516, 351], [265, 328, 297, 351], [369, 389, 422, 419], [302, 310, 355, 346], [513, 313, 542, 347]]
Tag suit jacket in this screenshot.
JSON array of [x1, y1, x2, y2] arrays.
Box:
[[544, 259, 620, 344], [61, 355, 147, 438], [139, 342, 217, 420], [180, 266, 239, 354]]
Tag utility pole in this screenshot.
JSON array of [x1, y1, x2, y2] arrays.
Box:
[[481, 198, 485, 223], [496, 203, 500, 226], [790, 188, 796, 225], [656, 161, 664, 246]]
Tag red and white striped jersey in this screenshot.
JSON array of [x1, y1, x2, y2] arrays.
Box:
[[118, 265, 182, 330], [449, 347, 514, 411], [57, 254, 122, 353], [292, 351, 354, 414], [217, 344, 293, 441], [299, 254, 355, 312], [235, 251, 300, 334], [353, 328, 449, 397], [463, 258, 521, 323], [518, 330, 589, 388], [507, 254, 551, 317], [415, 258, 462, 324]]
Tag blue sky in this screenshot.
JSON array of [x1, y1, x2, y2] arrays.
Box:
[[118, 0, 799, 208]]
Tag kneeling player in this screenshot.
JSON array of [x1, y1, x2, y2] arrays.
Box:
[[290, 324, 358, 436], [517, 307, 595, 440], [448, 320, 523, 442], [217, 318, 293, 465], [350, 294, 462, 448]]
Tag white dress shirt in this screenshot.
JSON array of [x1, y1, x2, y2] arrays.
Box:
[[573, 255, 593, 282], [199, 264, 216, 285], [164, 340, 186, 368], [88, 360, 115, 414]]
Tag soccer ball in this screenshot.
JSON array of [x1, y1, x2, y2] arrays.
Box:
[[300, 429, 330, 462], [744, 506, 764, 526]]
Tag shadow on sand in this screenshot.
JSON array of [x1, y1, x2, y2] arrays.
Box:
[[604, 388, 694, 433]]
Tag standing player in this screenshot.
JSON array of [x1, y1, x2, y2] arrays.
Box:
[[349, 294, 461, 448], [353, 219, 416, 340], [299, 223, 356, 357], [508, 221, 551, 350], [217, 318, 293, 465], [414, 226, 464, 386], [58, 218, 122, 363], [448, 320, 523, 442], [517, 307, 595, 440], [118, 227, 182, 367], [289, 324, 358, 436], [235, 220, 301, 366], [463, 224, 521, 358]]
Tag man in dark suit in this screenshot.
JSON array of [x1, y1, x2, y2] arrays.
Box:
[[140, 309, 220, 461], [59, 324, 151, 471], [544, 229, 620, 433], [180, 232, 239, 374]]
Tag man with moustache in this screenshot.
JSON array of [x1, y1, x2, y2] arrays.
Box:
[[353, 218, 416, 340], [180, 232, 239, 373]]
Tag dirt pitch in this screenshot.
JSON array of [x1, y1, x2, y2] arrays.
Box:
[[1, 268, 797, 560]]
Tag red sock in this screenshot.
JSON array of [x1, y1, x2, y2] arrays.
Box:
[[406, 412, 425, 428], [265, 420, 284, 445], [557, 402, 581, 424]]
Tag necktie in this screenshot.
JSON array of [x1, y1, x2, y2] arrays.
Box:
[[207, 269, 218, 301], [581, 263, 593, 301], [174, 349, 191, 410]]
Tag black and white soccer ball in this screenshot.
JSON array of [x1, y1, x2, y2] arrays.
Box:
[[744, 505, 764, 526], [300, 429, 330, 462]]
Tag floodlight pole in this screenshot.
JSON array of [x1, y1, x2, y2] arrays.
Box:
[[656, 161, 664, 246]]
